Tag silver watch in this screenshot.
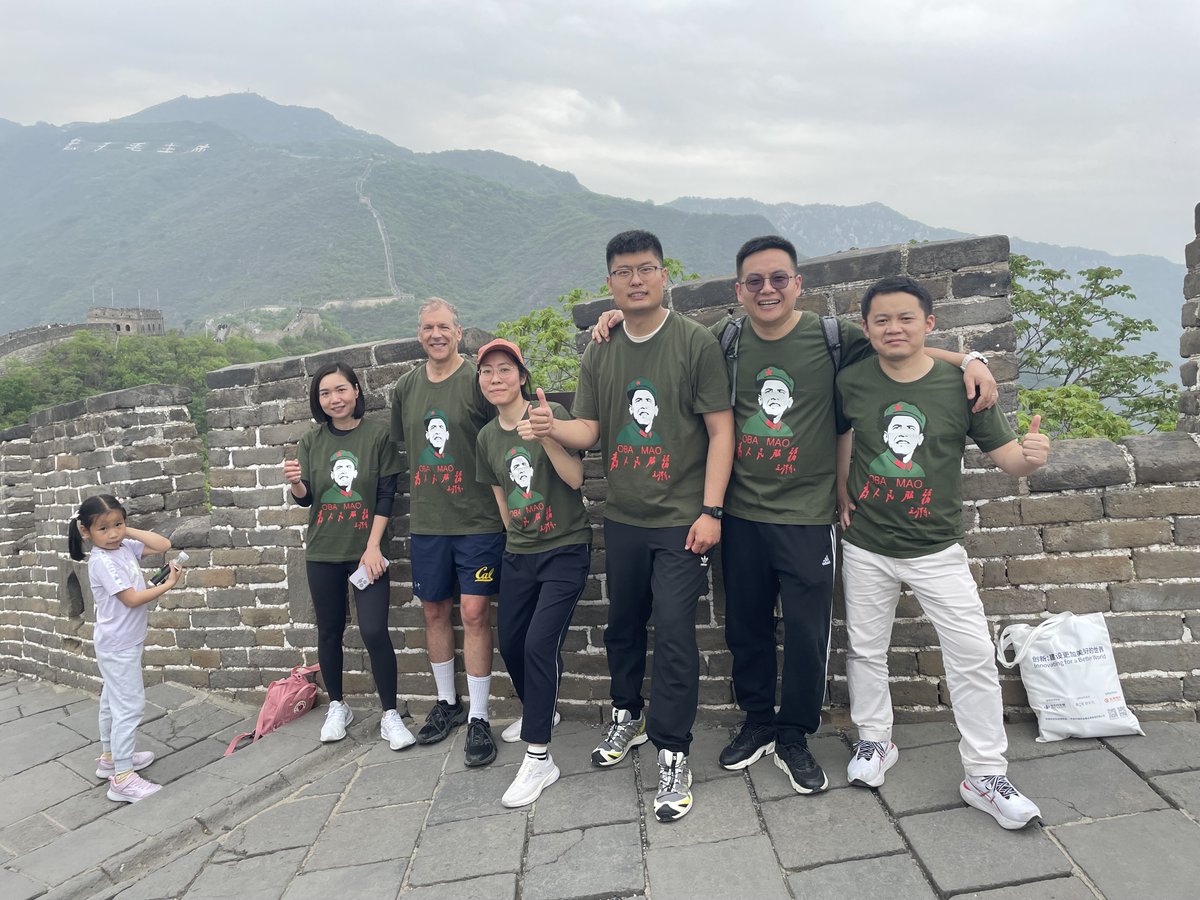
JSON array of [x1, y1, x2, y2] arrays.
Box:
[[961, 350, 988, 371]]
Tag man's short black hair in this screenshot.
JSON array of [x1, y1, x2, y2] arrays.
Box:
[[606, 230, 664, 269], [861, 276, 934, 319], [309, 362, 366, 423], [736, 235, 798, 277]]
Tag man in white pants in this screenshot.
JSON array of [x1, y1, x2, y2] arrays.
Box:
[[835, 275, 1051, 830]]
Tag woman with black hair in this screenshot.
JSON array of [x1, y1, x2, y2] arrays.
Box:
[[283, 362, 413, 749]]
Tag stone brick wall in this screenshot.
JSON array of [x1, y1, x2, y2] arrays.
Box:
[[1180, 202, 1200, 432], [2, 232, 1199, 726]]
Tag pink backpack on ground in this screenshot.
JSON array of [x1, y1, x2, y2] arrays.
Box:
[[224, 664, 321, 756]]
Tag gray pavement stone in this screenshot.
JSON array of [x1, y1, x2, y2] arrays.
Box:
[[401, 873, 517, 899], [297, 760, 360, 798], [304, 803, 426, 872], [44, 781, 123, 831], [1151, 769, 1200, 816], [749, 734, 851, 801], [646, 833, 789, 900], [1003, 721, 1102, 761], [1010, 747, 1167, 826], [425, 762, 527, 825], [761, 786, 904, 869], [899, 808, 1071, 895], [1104, 722, 1200, 777], [141, 703, 244, 750], [139, 737, 229, 785], [208, 732, 321, 785], [182, 846, 307, 900], [531, 765, 638, 834], [217, 794, 339, 857], [685, 725, 744, 783], [644, 772, 759, 848], [0, 721, 91, 776], [8, 684, 89, 717], [955, 876, 1098, 899], [534, 721, 612, 777], [11, 817, 146, 884], [407, 815, 525, 887], [282, 859, 404, 900], [0, 760, 94, 827], [789, 854, 936, 900], [110, 843, 219, 900], [1053, 808, 1200, 900], [340, 755, 445, 811], [144, 682, 205, 709], [0, 707, 72, 742], [891, 721, 960, 748], [876, 739, 965, 816], [524, 822, 642, 900], [110, 771, 245, 835], [0, 813, 65, 855], [0, 866, 46, 900]]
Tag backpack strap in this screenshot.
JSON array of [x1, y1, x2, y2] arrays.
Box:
[[718, 314, 746, 407], [820, 315, 842, 372], [224, 731, 255, 757], [291, 663, 322, 679]]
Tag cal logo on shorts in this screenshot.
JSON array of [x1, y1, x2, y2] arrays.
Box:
[[474, 566, 496, 583]]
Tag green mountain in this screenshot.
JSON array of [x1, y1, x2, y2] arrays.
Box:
[[0, 94, 772, 336]]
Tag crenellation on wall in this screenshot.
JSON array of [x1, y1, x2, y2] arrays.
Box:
[[1180, 202, 1200, 431]]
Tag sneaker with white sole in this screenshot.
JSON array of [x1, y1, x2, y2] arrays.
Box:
[[654, 749, 693, 822], [591, 708, 648, 767], [960, 774, 1041, 830], [501, 711, 562, 743], [107, 771, 162, 803], [501, 753, 560, 807], [95, 750, 155, 779], [320, 700, 354, 742], [847, 740, 899, 788], [381, 709, 416, 750], [774, 739, 829, 794], [718, 721, 776, 770]]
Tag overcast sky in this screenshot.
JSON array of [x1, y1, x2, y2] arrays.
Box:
[[3, 0, 1197, 262]]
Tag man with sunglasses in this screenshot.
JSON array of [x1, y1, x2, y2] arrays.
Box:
[[528, 229, 734, 823], [593, 234, 996, 795]]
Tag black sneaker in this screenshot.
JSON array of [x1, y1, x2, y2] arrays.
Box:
[[719, 721, 776, 770], [464, 718, 497, 767], [774, 739, 829, 794], [416, 697, 467, 745]]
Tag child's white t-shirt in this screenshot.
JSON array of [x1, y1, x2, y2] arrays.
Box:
[[88, 539, 149, 653]]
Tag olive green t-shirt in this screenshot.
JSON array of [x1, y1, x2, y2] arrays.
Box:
[[298, 417, 403, 562], [714, 313, 872, 525], [573, 311, 730, 528], [476, 402, 592, 554], [390, 359, 502, 535], [837, 357, 1015, 559]]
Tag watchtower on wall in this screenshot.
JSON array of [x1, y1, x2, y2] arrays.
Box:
[[86, 306, 166, 335]]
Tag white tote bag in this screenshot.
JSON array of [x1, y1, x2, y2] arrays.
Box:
[[996, 612, 1144, 742]]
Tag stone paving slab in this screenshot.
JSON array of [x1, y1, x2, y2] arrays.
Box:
[[1011, 746, 1168, 825], [424, 761, 526, 825], [761, 785, 905, 869], [531, 765, 639, 834], [899, 807, 1072, 895], [407, 814, 525, 887], [107, 843, 219, 900], [524, 821, 643, 900], [749, 733, 852, 801], [875, 739, 965, 816], [282, 859, 405, 900], [340, 754, 446, 811], [1150, 769, 1200, 816], [646, 833, 790, 900], [1104, 721, 1200, 777], [10, 816, 146, 885], [304, 802, 426, 872], [0, 866, 45, 900], [0, 721, 91, 776], [789, 853, 937, 899], [0, 760, 94, 828], [1003, 721, 1103, 761], [644, 771, 761, 848], [1052, 808, 1200, 900], [217, 794, 339, 856], [401, 873, 517, 899], [956, 876, 1099, 899], [183, 846, 308, 900], [0, 813, 65, 856]]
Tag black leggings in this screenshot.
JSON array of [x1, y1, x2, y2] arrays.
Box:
[[306, 560, 397, 711]]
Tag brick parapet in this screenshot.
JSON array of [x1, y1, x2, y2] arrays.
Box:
[[1179, 202, 1200, 432], [3, 233, 1199, 725]]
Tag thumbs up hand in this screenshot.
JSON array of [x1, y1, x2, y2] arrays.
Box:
[[1021, 414, 1050, 466], [519, 388, 554, 442]]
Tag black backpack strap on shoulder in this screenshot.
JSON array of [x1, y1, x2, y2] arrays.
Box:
[[820, 315, 842, 372], [718, 314, 746, 407]]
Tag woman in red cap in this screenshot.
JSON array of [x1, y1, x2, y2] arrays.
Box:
[[475, 338, 592, 807]]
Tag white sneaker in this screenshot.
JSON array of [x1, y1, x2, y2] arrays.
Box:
[[501, 710, 562, 743], [847, 740, 899, 788], [501, 753, 560, 808], [960, 774, 1041, 830], [320, 700, 353, 742], [381, 709, 416, 750]]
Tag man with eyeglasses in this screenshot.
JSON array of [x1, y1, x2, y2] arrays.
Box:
[[592, 234, 997, 795], [527, 229, 734, 823]]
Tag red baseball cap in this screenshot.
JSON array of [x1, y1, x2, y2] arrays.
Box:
[[476, 338, 526, 368]]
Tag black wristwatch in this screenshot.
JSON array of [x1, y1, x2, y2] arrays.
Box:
[[702, 505, 724, 520]]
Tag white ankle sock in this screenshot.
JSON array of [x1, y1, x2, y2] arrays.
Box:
[[431, 660, 456, 704], [467, 674, 491, 722]]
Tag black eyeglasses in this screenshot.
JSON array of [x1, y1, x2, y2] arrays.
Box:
[[739, 272, 794, 293], [609, 264, 665, 281]]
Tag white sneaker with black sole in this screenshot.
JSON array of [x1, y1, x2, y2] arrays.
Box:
[[501, 710, 561, 743], [320, 700, 353, 742], [847, 740, 899, 788], [501, 753, 560, 807], [960, 774, 1041, 830]]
